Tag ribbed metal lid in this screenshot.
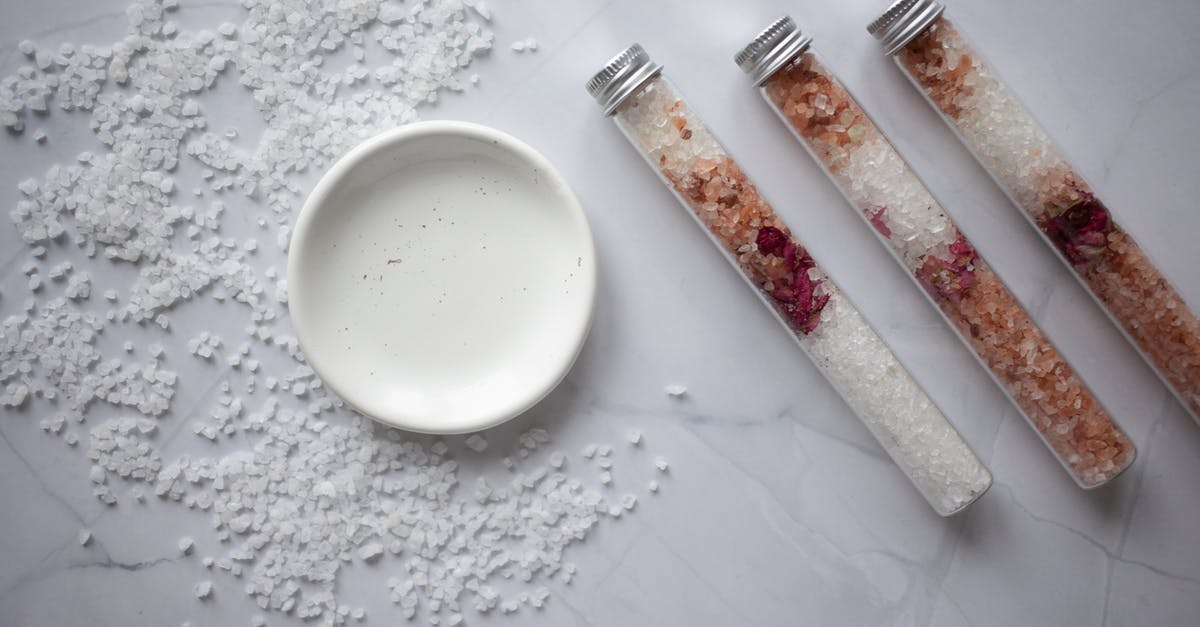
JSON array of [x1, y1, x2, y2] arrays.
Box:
[[867, 0, 945, 56], [585, 44, 663, 116], [734, 16, 813, 86]]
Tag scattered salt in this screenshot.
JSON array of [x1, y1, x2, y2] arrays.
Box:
[[0, 2, 671, 624], [510, 37, 538, 53]]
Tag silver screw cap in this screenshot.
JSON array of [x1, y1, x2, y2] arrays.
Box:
[[867, 0, 945, 56], [585, 44, 663, 116], [735, 16, 813, 86]]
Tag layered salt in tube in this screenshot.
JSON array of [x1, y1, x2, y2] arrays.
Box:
[[587, 44, 992, 514], [869, 0, 1200, 423]]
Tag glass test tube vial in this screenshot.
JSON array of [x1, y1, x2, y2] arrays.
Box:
[[869, 0, 1200, 423], [586, 44, 991, 515], [735, 17, 1135, 488]]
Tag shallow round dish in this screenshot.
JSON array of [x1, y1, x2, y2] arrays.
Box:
[[288, 121, 596, 434]]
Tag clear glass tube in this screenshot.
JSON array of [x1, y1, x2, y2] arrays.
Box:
[[753, 47, 1135, 488], [605, 71, 991, 514], [887, 13, 1200, 424]]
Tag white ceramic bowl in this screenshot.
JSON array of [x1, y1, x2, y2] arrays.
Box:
[[288, 121, 596, 433]]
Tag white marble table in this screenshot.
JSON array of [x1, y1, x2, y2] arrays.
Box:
[[2, 0, 1199, 625]]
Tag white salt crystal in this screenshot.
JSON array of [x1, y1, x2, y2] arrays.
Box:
[[193, 581, 213, 600], [466, 0, 492, 21], [465, 434, 488, 452], [78, 529, 92, 546], [664, 384, 687, 397], [179, 537, 195, 555], [357, 543, 383, 562]]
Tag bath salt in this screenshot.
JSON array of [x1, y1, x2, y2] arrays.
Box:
[[738, 17, 1134, 488], [465, 434, 488, 452], [0, 0, 670, 623], [871, 0, 1200, 423], [587, 45, 991, 515]]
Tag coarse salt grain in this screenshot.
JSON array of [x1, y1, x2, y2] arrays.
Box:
[[663, 383, 687, 397]]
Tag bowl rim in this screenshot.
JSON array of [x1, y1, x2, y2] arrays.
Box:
[[287, 120, 596, 434]]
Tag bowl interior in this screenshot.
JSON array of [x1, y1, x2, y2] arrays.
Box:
[[288, 122, 595, 433]]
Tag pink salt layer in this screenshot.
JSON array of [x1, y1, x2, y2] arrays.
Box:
[[898, 17, 1200, 420], [664, 156, 829, 335], [918, 239, 1134, 487]]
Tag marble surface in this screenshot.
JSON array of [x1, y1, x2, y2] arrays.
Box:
[[2, 0, 1199, 625]]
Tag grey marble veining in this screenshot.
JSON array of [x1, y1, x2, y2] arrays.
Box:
[[1, 0, 1198, 625]]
